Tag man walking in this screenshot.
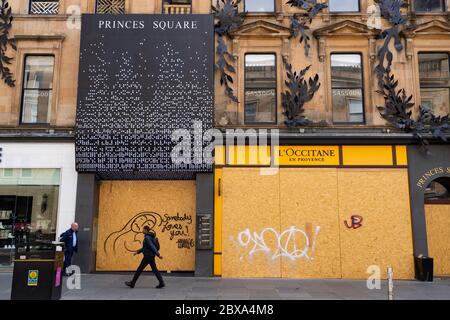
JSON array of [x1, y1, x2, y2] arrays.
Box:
[[59, 222, 79, 276], [125, 226, 165, 289]]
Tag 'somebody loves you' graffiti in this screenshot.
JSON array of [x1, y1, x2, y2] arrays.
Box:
[[96, 180, 196, 272]]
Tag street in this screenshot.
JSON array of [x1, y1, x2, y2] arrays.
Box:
[[1, 273, 449, 300]]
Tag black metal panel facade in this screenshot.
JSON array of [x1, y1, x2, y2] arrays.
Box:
[[75, 14, 214, 179]]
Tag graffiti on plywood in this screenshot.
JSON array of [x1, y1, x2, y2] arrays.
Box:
[[236, 224, 321, 261], [104, 211, 194, 254], [344, 215, 364, 230]]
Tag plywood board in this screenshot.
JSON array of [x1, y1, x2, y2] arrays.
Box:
[[425, 204, 450, 276], [280, 168, 341, 278], [96, 180, 196, 271], [221, 168, 281, 278], [338, 169, 414, 279]]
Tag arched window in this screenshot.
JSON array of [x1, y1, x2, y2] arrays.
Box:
[[425, 179, 450, 203]]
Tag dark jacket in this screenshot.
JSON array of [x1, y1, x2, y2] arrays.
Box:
[[137, 233, 160, 257], [60, 229, 78, 253]]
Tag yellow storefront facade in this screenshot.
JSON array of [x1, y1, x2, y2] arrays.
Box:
[[214, 145, 416, 279]]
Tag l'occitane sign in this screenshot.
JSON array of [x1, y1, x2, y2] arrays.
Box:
[[274, 146, 340, 166]]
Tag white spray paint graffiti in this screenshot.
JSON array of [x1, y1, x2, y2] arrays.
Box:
[[237, 225, 321, 261]]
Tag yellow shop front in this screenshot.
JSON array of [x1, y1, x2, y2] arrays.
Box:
[[214, 145, 415, 280]]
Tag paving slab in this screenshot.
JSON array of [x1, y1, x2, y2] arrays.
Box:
[[1, 273, 449, 300]]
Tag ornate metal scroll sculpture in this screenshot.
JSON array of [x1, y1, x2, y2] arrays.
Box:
[[212, 0, 245, 103], [282, 58, 321, 127], [0, 0, 16, 87], [375, 0, 450, 148], [286, 0, 327, 57], [377, 72, 450, 149], [374, 0, 408, 89], [376, 54, 415, 132]]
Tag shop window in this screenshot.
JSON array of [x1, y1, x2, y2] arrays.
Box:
[[419, 53, 450, 116], [331, 54, 365, 124], [0, 169, 60, 266], [245, 0, 275, 13], [96, 0, 125, 14], [414, 0, 445, 12], [29, 0, 59, 15], [20, 56, 55, 125], [244, 54, 277, 124], [163, 0, 192, 14], [329, 0, 360, 12]]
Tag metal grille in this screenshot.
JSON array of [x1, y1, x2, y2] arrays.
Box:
[[30, 1, 59, 15], [96, 0, 126, 14]]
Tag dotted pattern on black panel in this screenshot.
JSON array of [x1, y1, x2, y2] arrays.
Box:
[[75, 15, 214, 180]]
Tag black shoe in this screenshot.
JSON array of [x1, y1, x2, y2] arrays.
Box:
[[156, 283, 165, 289], [125, 281, 135, 288]]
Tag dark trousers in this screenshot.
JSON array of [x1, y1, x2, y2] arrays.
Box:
[[64, 250, 74, 274], [131, 255, 164, 285]]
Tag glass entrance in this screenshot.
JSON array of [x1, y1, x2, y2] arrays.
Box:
[[0, 169, 60, 267]]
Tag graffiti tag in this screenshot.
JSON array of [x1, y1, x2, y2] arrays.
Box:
[[237, 225, 321, 261], [344, 215, 363, 229]]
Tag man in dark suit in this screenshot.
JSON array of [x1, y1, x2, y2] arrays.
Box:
[[125, 226, 165, 289], [59, 222, 79, 276]]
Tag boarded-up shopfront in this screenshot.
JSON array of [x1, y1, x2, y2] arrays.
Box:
[[214, 145, 415, 279], [426, 204, 450, 276], [96, 181, 196, 272]]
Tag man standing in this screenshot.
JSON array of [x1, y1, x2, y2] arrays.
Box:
[[59, 222, 79, 276], [125, 226, 165, 289]]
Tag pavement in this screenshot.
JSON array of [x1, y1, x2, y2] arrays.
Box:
[[1, 273, 449, 300]]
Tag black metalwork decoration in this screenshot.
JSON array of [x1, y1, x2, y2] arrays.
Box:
[[286, 0, 327, 57], [75, 15, 214, 179], [415, 106, 450, 146], [376, 54, 415, 132], [0, 0, 16, 87], [282, 59, 321, 127], [374, 0, 450, 147], [374, 0, 408, 89], [212, 0, 245, 103]]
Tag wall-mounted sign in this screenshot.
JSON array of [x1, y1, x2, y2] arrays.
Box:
[[274, 146, 340, 166], [416, 167, 450, 188], [27, 270, 39, 286], [75, 15, 214, 179]]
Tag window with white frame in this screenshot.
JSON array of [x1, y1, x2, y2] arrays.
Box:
[[20, 56, 55, 124], [331, 54, 365, 124], [329, 0, 360, 12], [245, 0, 275, 13], [244, 54, 277, 124]]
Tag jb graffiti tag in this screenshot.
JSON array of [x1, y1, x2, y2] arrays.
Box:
[[344, 215, 363, 230]]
